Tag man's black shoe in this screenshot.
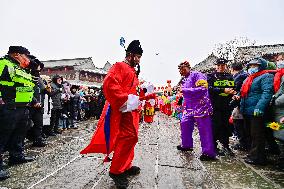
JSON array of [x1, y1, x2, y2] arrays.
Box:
[[223, 147, 235, 156], [0, 169, 10, 181], [109, 172, 129, 189], [42, 133, 48, 138], [199, 154, 217, 161], [216, 148, 225, 156], [244, 157, 267, 166], [177, 145, 193, 152], [232, 144, 248, 151], [266, 147, 281, 155], [47, 132, 56, 136], [32, 140, 47, 147], [8, 156, 35, 166], [54, 130, 62, 134], [124, 166, 141, 176]]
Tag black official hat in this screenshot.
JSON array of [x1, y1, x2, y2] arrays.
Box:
[[215, 58, 228, 65], [126, 40, 143, 55], [8, 46, 30, 55]]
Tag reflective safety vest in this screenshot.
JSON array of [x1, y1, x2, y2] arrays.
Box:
[[213, 79, 235, 96], [0, 58, 34, 103]]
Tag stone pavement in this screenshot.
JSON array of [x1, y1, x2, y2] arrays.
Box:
[[0, 113, 283, 189]]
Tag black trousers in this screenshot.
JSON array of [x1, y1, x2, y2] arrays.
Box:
[[49, 109, 62, 133], [212, 110, 232, 149], [28, 108, 44, 141], [244, 116, 266, 161], [0, 106, 30, 159], [233, 119, 250, 148]]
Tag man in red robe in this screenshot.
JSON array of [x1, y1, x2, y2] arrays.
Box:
[[81, 40, 143, 188]]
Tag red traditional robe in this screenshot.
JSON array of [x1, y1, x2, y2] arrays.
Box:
[[81, 62, 140, 174]]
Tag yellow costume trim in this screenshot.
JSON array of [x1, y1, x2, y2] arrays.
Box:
[[195, 79, 208, 88]]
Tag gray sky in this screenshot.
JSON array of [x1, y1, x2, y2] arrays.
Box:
[[1, 0, 284, 86]]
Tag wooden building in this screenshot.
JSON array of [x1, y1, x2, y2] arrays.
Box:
[[41, 57, 112, 88]]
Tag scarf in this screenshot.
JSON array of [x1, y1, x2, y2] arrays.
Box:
[[241, 70, 274, 98], [274, 68, 284, 93]]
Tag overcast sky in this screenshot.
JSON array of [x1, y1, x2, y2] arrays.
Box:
[[1, 0, 284, 86]]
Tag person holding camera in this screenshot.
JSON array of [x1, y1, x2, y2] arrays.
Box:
[[26, 56, 48, 147]]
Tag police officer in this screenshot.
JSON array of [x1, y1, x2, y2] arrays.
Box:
[[0, 46, 35, 180], [207, 58, 236, 156]]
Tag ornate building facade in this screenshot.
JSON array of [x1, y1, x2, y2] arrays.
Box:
[[41, 57, 112, 88]]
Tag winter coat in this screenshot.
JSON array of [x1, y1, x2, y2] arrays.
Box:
[[70, 92, 81, 113], [50, 82, 63, 110], [233, 70, 248, 93], [182, 71, 213, 117], [273, 75, 284, 122], [31, 78, 47, 113], [240, 60, 274, 116], [230, 70, 248, 119]]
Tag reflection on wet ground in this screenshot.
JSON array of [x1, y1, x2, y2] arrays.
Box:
[[0, 113, 283, 189]]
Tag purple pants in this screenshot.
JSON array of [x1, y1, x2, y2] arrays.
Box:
[[180, 115, 216, 157]]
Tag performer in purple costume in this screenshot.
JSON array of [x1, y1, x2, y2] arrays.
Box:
[[177, 61, 216, 160]]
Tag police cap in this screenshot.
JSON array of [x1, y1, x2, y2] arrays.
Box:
[[8, 46, 30, 55], [215, 58, 228, 65]]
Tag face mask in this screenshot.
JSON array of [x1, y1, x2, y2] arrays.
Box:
[[277, 61, 284, 69], [19, 59, 30, 68], [13, 54, 30, 68], [248, 67, 259, 75]]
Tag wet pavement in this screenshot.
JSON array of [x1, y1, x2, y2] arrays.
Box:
[[0, 112, 283, 189]]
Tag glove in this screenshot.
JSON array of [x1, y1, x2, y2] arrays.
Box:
[[280, 117, 284, 123], [119, 94, 139, 112], [253, 109, 263, 117]]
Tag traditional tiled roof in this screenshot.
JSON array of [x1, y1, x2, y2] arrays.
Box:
[[41, 57, 96, 70], [192, 53, 218, 73], [193, 44, 284, 73], [103, 61, 112, 72], [235, 44, 284, 62]]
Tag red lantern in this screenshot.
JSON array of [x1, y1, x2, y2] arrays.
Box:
[[165, 86, 168, 89], [154, 87, 156, 90], [161, 87, 164, 90], [158, 87, 160, 90], [167, 80, 171, 84]]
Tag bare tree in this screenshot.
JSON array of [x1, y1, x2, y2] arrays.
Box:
[[213, 37, 256, 60]]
